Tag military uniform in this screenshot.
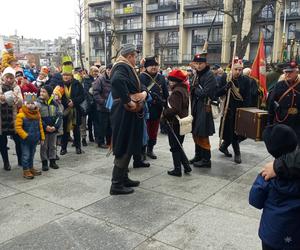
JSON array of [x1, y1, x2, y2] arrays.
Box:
[[268, 63, 300, 145], [139, 56, 169, 159], [189, 53, 217, 168], [217, 59, 251, 163]]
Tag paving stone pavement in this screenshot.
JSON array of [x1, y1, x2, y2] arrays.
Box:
[[0, 124, 272, 250]]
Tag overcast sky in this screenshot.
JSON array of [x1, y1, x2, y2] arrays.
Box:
[[0, 0, 78, 40]]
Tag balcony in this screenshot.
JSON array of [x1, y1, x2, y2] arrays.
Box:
[[155, 37, 179, 47], [114, 6, 142, 17], [147, 19, 179, 31], [251, 34, 274, 43], [281, 8, 300, 20], [89, 56, 105, 63], [89, 10, 110, 19], [184, 15, 223, 28], [163, 55, 179, 64], [146, 2, 179, 14], [121, 40, 143, 47], [184, 0, 223, 10], [89, 26, 102, 33], [115, 22, 142, 32], [192, 36, 222, 45]]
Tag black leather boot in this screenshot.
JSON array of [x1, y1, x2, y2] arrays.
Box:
[[110, 166, 134, 195], [168, 152, 182, 177], [232, 141, 242, 164], [193, 149, 211, 168], [219, 141, 232, 157], [42, 160, 49, 171], [49, 159, 59, 169], [133, 154, 150, 168], [189, 144, 202, 164], [147, 140, 157, 159], [124, 169, 140, 187]]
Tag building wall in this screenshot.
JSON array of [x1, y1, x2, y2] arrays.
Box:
[[85, 0, 300, 67]]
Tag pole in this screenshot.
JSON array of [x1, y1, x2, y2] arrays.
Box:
[[104, 23, 107, 66], [74, 38, 78, 67], [219, 35, 238, 148]]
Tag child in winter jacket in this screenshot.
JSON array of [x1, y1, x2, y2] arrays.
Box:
[[38, 85, 62, 171], [249, 124, 300, 250], [15, 93, 45, 179]]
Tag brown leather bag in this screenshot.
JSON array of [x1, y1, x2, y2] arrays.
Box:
[[124, 93, 144, 112]]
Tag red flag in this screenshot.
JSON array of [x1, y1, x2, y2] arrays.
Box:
[[250, 32, 267, 101]]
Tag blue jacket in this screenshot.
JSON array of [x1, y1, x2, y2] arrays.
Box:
[[38, 97, 62, 134], [249, 174, 300, 249]]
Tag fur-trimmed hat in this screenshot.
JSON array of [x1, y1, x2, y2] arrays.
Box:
[[168, 69, 187, 83], [193, 53, 207, 63], [144, 56, 159, 68], [262, 124, 298, 158]]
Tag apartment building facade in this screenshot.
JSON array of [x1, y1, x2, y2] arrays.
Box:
[[84, 0, 300, 67]]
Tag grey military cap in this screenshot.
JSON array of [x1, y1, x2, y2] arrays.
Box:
[[120, 43, 140, 56]]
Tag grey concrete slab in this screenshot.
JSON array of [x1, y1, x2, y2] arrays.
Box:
[[0, 193, 71, 244], [0, 168, 78, 191], [142, 173, 230, 203], [0, 183, 19, 199], [204, 181, 261, 219], [135, 238, 179, 250], [129, 165, 166, 182], [0, 212, 146, 250], [81, 188, 196, 237], [154, 204, 260, 250], [27, 174, 111, 210]]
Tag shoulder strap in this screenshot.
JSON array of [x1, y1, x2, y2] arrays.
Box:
[[278, 79, 300, 103], [141, 72, 162, 92]]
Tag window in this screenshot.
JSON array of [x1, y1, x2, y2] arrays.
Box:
[[290, 1, 298, 14], [261, 4, 274, 18], [211, 28, 222, 42], [155, 15, 168, 26], [288, 22, 296, 39], [259, 25, 274, 40], [192, 29, 207, 43]]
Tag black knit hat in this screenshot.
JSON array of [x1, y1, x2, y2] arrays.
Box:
[[262, 124, 298, 158], [41, 85, 53, 97], [144, 56, 159, 68]]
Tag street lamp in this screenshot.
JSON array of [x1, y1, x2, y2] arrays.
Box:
[[95, 18, 107, 66]]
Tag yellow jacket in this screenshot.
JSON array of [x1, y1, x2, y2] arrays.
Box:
[[15, 106, 45, 142]]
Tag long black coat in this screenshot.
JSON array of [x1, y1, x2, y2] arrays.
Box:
[[268, 79, 300, 144], [140, 72, 169, 120], [191, 66, 216, 137], [110, 62, 145, 158], [61, 78, 85, 126], [217, 74, 251, 142]]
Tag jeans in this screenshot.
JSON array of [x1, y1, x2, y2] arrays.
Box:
[[21, 141, 37, 170]]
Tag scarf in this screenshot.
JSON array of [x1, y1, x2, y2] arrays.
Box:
[[21, 105, 41, 120], [113, 55, 141, 91], [64, 83, 76, 132]]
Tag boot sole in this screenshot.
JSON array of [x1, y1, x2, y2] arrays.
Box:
[[110, 190, 135, 195]]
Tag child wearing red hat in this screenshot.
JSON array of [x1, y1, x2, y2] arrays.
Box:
[[162, 69, 192, 176]]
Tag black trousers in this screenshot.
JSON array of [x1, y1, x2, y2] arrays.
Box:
[[87, 109, 96, 138], [262, 242, 280, 250], [61, 117, 81, 150], [95, 111, 111, 144], [0, 132, 22, 165], [167, 124, 185, 153]]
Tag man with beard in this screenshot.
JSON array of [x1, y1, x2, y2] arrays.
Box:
[[189, 53, 217, 168], [109, 44, 148, 195], [268, 61, 300, 145], [217, 58, 251, 164], [140, 56, 169, 159]]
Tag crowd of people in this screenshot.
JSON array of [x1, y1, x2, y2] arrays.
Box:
[[1, 41, 300, 250]]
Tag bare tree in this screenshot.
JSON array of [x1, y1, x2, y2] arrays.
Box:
[[75, 0, 85, 69], [203, 0, 281, 58], [154, 31, 178, 67]]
